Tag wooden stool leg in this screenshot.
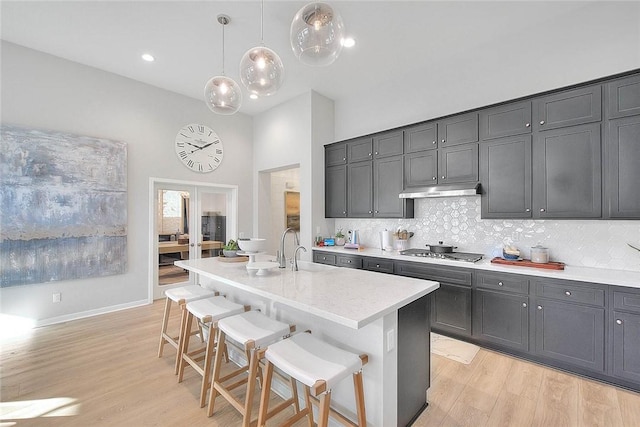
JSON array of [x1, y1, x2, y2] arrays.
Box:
[[177, 311, 194, 382], [353, 371, 367, 427], [317, 391, 332, 427], [257, 360, 274, 427], [174, 302, 188, 374], [243, 346, 260, 427], [158, 297, 171, 357], [200, 323, 217, 408], [289, 377, 300, 413], [207, 329, 226, 417], [304, 385, 314, 427]]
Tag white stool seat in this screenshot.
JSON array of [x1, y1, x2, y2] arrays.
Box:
[[265, 332, 363, 391], [217, 311, 291, 349], [164, 285, 215, 303], [186, 296, 245, 322]]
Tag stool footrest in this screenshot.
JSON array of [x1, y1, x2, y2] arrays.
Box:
[[308, 395, 358, 427]]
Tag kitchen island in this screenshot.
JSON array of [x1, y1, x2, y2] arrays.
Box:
[[175, 256, 440, 427]]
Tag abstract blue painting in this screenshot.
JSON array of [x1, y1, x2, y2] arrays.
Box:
[[0, 125, 127, 287]]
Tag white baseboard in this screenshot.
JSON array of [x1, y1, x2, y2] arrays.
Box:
[[36, 299, 150, 327]]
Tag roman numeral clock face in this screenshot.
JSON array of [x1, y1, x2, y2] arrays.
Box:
[[174, 124, 223, 173]]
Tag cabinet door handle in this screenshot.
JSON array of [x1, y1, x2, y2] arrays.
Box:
[[432, 140, 436, 145], [432, 176, 437, 180], [540, 120, 545, 125], [368, 152, 372, 156], [525, 208, 531, 212], [375, 151, 379, 155], [537, 305, 543, 310], [565, 291, 571, 296], [441, 139, 446, 143], [525, 123, 531, 127], [498, 281, 503, 286], [616, 319, 623, 325], [442, 175, 446, 179], [376, 264, 380, 268], [322, 257, 326, 260], [540, 208, 546, 212], [190, 243, 195, 247], [368, 210, 372, 214], [375, 210, 379, 214], [342, 157, 346, 161], [522, 303, 527, 308], [348, 260, 352, 263]]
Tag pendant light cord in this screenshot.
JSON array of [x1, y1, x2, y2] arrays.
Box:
[[221, 20, 226, 75], [260, 0, 264, 44]]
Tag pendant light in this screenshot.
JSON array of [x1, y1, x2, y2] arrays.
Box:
[[239, 0, 284, 98], [290, 2, 345, 66], [204, 15, 242, 115]]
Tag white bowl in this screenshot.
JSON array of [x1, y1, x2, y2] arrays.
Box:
[[238, 238, 267, 253]]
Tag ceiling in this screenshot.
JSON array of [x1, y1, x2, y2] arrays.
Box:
[[0, 1, 626, 117]]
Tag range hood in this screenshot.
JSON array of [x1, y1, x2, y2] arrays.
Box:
[[399, 182, 481, 199]]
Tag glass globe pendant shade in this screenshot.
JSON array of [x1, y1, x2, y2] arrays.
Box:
[[204, 75, 242, 115], [239, 46, 284, 97], [290, 2, 345, 66]]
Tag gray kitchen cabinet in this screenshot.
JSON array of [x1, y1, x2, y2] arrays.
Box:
[[325, 142, 347, 167], [348, 136, 373, 163], [480, 101, 532, 140], [611, 288, 640, 383], [534, 84, 602, 131], [313, 251, 337, 265], [606, 116, 640, 218], [374, 155, 413, 218], [362, 257, 394, 274], [608, 73, 640, 119], [480, 135, 532, 218], [373, 130, 404, 158], [438, 112, 479, 147], [533, 279, 606, 373], [404, 150, 437, 188], [325, 165, 347, 217], [395, 262, 473, 338], [438, 142, 479, 184], [347, 161, 373, 217], [336, 254, 362, 269], [404, 122, 438, 153], [533, 123, 602, 218]]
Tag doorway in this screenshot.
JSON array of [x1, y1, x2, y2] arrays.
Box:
[[149, 178, 238, 301]]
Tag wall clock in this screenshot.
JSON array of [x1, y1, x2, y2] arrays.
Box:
[[174, 123, 223, 173]]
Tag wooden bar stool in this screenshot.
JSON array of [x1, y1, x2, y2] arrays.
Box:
[[157, 285, 217, 374], [177, 296, 248, 408], [257, 332, 368, 427], [207, 311, 298, 427]]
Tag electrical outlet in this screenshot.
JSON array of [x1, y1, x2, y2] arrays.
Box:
[[53, 293, 61, 303], [386, 329, 395, 352]]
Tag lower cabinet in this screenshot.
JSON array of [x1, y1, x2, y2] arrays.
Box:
[[473, 289, 529, 352], [534, 298, 605, 372], [313, 251, 336, 266], [431, 283, 472, 337], [611, 287, 640, 383]]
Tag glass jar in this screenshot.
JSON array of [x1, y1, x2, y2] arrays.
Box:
[[530, 245, 549, 263]]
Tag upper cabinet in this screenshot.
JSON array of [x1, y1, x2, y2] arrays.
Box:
[[347, 136, 374, 163], [480, 101, 532, 140], [606, 116, 640, 218], [404, 122, 438, 153], [534, 85, 602, 132], [373, 130, 404, 158], [438, 112, 479, 147], [608, 74, 640, 119], [325, 142, 347, 167]]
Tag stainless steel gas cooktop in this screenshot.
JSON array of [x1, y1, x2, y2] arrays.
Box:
[[399, 248, 484, 263]]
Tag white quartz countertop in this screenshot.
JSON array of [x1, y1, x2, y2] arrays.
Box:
[[312, 246, 640, 289], [175, 256, 439, 329]]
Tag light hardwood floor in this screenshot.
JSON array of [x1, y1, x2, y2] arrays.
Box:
[[1, 301, 639, 426]]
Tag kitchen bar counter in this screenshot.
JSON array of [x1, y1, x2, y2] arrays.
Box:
[[312, 246, 640, 289], [175, 256, 439, 426]]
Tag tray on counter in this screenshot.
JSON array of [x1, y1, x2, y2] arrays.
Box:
[[217, 255, 250, 263], [490, 257, 565, 270]]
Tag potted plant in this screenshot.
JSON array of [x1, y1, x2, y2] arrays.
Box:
[[335, 229, 346, 246], [222, 239, 240, 257]]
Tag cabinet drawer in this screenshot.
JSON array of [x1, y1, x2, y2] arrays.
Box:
[[476, 272, 529, 295], [337, 255, 362, 269], [613, 289, 640, 314], [362, 257, 394, 274], [313, 252, 336, 266], [535, 279, 605, 307], [608, 73, 640, 119], [395, 261, 472, 286]]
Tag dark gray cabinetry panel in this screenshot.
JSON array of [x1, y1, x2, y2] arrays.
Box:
[[480, 135, 532, 218], [533, 279, 606, 373], [533, 123, 602, 218], [313, 251, 336, 265], [611, 288, 640, 383], [362, 257, 394, 274], [374, 155, 413, 218], [474, 289, 529, 352], [373, 130, 404, 158], [608, 73, 640, 119], [480, 101, 532, 140], [438, 112, 479, 147], [606, 116, 640, 218], [325, 143, 347, 166], [325, 165, 347, 217], [336, 254, 362, 269], [404, 122, 438, 153], [534, 84, 602, 131], [348, 137, 373, 163], [347, 161, 373, 217], [438, 142, 479, 184], [404, 151, 437, 188]]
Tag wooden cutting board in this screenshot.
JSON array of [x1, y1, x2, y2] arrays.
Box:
[[217, 255, 249, 263], [491, 257, 565, 270]]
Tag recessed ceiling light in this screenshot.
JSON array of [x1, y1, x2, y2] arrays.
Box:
[[341, 37, 356, 48], [141, 53, 155, 62]]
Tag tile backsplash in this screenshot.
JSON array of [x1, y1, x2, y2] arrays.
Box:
[[335, 196, 640, 272]]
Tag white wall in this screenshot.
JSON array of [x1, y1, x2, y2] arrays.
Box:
[[0, 42, 254, 325]]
